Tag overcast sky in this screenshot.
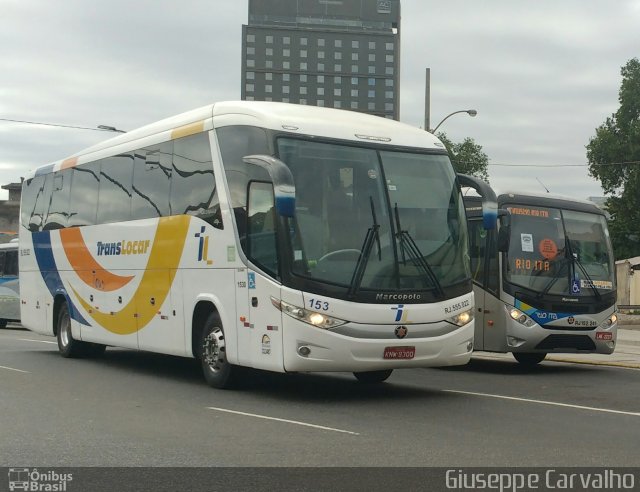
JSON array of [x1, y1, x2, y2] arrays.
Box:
[[1, 0, 639, 200]]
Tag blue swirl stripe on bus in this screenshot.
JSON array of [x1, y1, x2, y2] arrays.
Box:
[[32, 231, 89, 325]]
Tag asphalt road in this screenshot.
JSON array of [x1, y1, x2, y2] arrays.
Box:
[[1, 327, 639, 467]]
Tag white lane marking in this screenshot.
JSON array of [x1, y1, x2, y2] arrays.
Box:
[[207, 406, 360, 435], [444, 389, 640, 417], [18, 338, 57, 345], [0, 364, 30, 374]]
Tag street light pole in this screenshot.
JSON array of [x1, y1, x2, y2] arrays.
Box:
[[431, 109, 477, 133]]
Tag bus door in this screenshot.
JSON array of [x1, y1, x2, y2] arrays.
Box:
[[238, 182, 284, 372], [468, 219, 503, 351]]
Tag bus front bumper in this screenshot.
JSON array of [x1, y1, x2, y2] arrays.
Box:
[[282, 318, 474, 373]]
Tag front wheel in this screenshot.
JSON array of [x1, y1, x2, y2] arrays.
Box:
[[201, 313, 237, 389], [513, 352, 546, 365], [353, 369, 393, 384]]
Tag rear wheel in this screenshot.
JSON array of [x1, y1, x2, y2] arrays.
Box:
[[513, 352, 546, 365], [201, 313, 237, 389], [353, 369, 393, 384], [56, 303, 85, 358]]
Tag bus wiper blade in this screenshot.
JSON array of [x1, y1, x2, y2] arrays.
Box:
[[347, 197, 380, 299], [537, 257, 567, 299], [565, 238, 601, 300], [394, 204, 445, 299]]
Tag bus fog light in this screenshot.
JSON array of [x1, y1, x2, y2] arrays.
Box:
[[466, 341, 473, 351], [507, 336, 526, 347], [298, 345, 311, 356], [607, 341, 615, 349]]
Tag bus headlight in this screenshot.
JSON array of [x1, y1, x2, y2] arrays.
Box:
[[509, 307, 536, 327], [446, 309, 474, 327], [598, 314, 617, 329], [271, 298, 347, 329]]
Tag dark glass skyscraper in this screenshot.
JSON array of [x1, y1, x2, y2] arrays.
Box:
[[241, 0, 401, 119]]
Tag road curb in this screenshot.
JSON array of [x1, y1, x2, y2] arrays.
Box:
[[547, 357, 640, 369]]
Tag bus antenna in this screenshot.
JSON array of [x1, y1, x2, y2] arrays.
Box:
[[535, 177, 550, 193]]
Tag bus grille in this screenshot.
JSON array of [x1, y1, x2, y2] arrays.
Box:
[[535, 335, 596, 351]]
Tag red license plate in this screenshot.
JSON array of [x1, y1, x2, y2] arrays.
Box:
[[383, 346, 416, 360], [595, 332, 613, 341]]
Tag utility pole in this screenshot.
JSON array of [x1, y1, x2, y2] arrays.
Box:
[[424, 68, 431, 132]]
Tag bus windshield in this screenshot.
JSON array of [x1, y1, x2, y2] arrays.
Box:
[[277, 138, 469, 296], [504, 205, 614, 297]]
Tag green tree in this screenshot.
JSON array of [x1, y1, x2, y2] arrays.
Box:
[[436, 132, 490, 182], [587, 58, 640, 260]]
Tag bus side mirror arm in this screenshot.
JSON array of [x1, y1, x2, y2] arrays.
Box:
[[457, 173, 498, 230], [497, 209, 511, 252], [243, 155, 296, 218]]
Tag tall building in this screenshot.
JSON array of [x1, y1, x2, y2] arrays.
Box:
[[241, 0, 401, 120]]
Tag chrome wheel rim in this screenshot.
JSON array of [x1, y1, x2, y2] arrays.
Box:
[[60, 313, 70, 347], [203, 327, 226, 373]]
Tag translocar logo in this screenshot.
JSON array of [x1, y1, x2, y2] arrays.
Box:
[[96, 240, 150, 256], [8, 468, 73, 491]]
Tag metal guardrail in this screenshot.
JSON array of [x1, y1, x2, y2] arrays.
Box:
[[617, 305, 640, 311]]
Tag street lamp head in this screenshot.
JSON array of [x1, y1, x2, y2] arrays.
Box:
[[97, 124, 126, 133], [431, 109, 479, 133]]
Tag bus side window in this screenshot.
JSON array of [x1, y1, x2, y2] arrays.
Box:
[[21, 176, 44, 232], [131, 144, 171, 220], [43, 170, 72, 230], [171, 133, 222, 229], [4, 250, 18, 276], [26, 174, 52, 232], [68, 162, 100, 227], [97, 154, 133, 224], [247, 181, 278, 277]]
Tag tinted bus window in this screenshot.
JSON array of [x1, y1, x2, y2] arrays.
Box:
[[21, 176, 45, 230], [68, 162, 100, 227], [97, 154, 133, 224], [4, 250, 18, 276], [131, 144, 172, 220], [44, 170, 71, 230], [170, 134, 222, 229], [30, 174, 53, 232]]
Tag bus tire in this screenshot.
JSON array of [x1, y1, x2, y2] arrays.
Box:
[[200, 313, 236, 389], [56, 302, 86, 358], [513, 352, 546, 365], [0, 319, 7, 329], [353, 369, 393, 383]]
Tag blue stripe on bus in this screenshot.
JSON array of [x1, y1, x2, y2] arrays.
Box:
[[32, 231, 89, 326]]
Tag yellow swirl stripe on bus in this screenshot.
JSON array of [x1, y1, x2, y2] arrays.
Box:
[[71, 215, 191, 335], [60, 228, 134, 292]]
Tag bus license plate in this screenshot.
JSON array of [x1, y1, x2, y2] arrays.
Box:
[[383, 346, 415, 360], [595, 332, 613, 341]]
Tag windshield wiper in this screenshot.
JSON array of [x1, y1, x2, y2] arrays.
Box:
[[394, 204, 445, 298], [347, 196, 381, 299], [565, 238, 601, 300]]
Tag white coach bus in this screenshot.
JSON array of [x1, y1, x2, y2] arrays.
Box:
[[19, 101, 496, 388]]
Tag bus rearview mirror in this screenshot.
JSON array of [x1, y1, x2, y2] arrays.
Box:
[[243, 155, 296, 218]]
